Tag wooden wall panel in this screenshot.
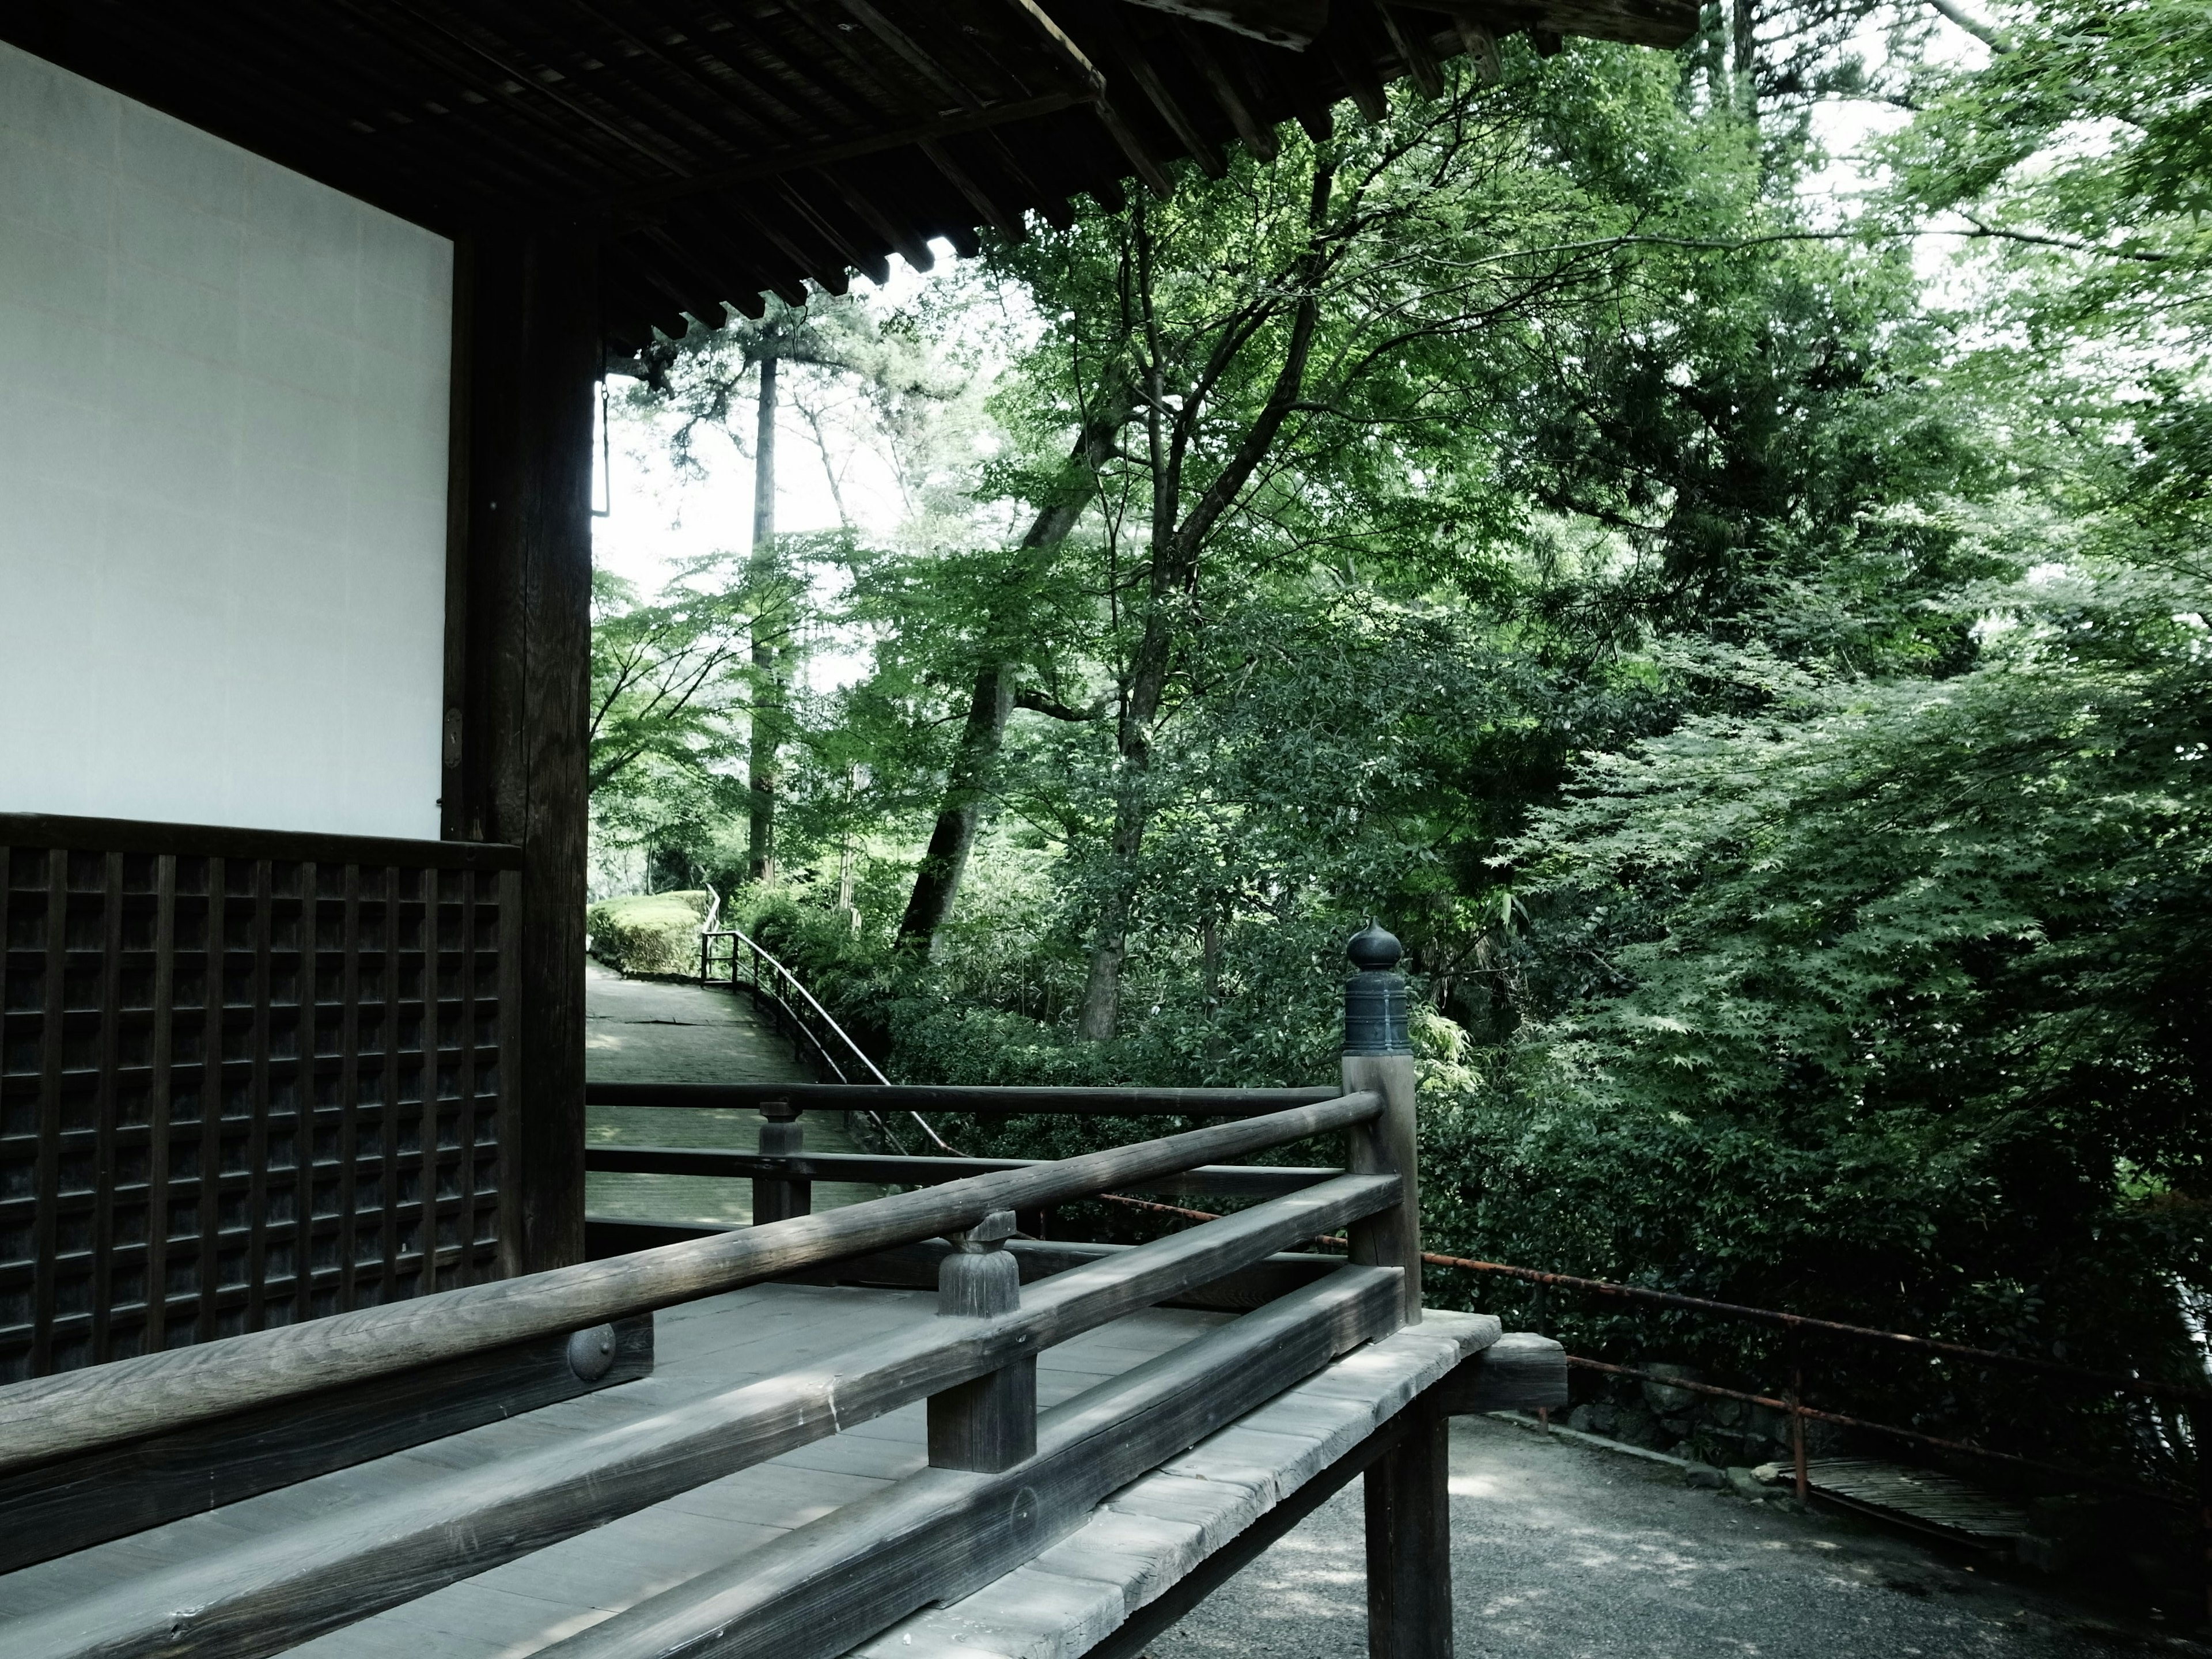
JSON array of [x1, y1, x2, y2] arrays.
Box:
[[0, 815, 521, 1383]]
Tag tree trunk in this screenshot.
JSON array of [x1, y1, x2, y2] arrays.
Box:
[[747, 354, 781, 882], [1073, 166, 1331, 1042], [894, 376, 1136, 956], [896, 662, 1016, 950]]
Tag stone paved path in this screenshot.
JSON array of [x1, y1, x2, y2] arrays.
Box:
[[1150, 1415, 2195, 1659], [584, 959, 879, 1226]]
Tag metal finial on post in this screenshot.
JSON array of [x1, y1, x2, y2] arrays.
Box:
[[1342, 922, 1410, 1057]]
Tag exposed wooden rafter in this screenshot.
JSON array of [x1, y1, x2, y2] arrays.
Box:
[[0, 0, 1698, 344]]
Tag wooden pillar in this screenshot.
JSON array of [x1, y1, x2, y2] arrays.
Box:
[[1365, 1400, 1453, 1659], [752, 1105, 810, 1225], [1340, 922, 1446, 1657], [1341, 925, 1421, 1329], [444, 226, 600, 1276]]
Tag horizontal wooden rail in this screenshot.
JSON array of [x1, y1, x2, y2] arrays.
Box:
[[584, 1146, 1339, 1198], [8, 1180, 1400, 1659], [584, 1081, 1344, 1116], [541, 1270, 1406, 1659], [0, 1090, 1380, 1476]]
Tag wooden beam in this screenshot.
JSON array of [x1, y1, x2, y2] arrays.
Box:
[[526, 1270, 1404, 1659], [582, 1145, 1339, 1197], [927, 1213, 1035, 1474], [1092, 1, 1228, 177], [1118, 0, 1332, 49], [1432, 1331, 1568, 1414], [1343, 1053, 1422, 1328], [581, 1224, 1350, 1312], [1092, 96, 1179, 198], [1000, 0, 1109, 97], [772, 179, 893, 285], [1378, 5, 1447, 96], [0, 1194, 1399, 1659], [1175, 21, 1279, 160], [920, 137, 1028, 241], [579, 1081, 1343, 1115], [0, 812, 517, 870], [1088, 1400, 1423, 1659], [1456, 17, 1502, 82], [0, 1094, 1381, 1477], [602, 91, 1092, 214], [836, 0, 986, 109], [820, 165, 939, 271], [449, 228, 599, 1282]]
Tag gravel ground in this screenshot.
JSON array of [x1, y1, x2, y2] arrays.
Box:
[[1147, 1415, 2204, 1659]]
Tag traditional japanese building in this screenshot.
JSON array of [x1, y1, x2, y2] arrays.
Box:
[[0, 1, 1690, 1381]]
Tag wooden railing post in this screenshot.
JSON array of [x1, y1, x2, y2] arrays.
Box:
[[752, 1101, 810, 1225], [927, 1210, 1036, 1473], [1342, 923, 1449, 1659], [1341, 925, 1421, 1330]]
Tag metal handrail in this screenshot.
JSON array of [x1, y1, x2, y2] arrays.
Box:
[[699, 923, 891, 1087]]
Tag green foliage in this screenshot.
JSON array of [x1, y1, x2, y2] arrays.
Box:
[[600, 3, 2212, 1488], [586, 890, 709, 977]]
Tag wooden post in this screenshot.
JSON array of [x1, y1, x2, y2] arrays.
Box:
[[1341, 925, 1421, 1330], [445, 225, 601, 1275], [752, 1104, 809, 1225], [927, 1210, 1036, 1473], [1366, 1398, 1453, 1659], [1341, 923, 1446, 1659]]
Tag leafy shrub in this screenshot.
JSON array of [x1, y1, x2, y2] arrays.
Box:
[[586, 890, 709, 976]]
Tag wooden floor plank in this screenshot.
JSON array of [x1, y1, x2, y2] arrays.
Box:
[[4, 1281, 1385, 1659]]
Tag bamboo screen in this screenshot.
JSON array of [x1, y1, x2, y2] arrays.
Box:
[[0, 817, 520, 1382]]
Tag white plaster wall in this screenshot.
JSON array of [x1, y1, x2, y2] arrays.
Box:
[[0, 40, 452, 840]]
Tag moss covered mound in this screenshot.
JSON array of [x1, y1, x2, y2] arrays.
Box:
[[588, 890, 709, 977]]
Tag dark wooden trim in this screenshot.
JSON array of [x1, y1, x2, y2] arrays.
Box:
[[440, 234, 477, 844], [0, 1315, 650, 1575], [583, 1081, 1343, 1116], [0, 814, 520, 872]]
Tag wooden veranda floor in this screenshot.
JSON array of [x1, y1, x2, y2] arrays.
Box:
[[0, 1282, 1497, 1659]]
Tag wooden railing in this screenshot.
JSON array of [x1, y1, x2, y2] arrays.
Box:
[[0, 1091, 1416, 1658], [0, 925, 1441, 1659]]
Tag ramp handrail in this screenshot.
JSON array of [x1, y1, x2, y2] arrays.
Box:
[[699, 922, 889, 1086]]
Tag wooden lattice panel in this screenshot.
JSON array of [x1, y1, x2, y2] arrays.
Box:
[[0, 817, 521, 1382]]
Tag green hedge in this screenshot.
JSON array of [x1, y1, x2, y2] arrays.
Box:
[[586, 890, 709, 976]]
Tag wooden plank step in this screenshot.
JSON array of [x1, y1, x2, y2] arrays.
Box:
[[1806, 1456, 2033, 1544]]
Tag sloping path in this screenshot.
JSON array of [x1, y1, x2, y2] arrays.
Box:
[[585, 959, 878, 1226], [1149, 1415, 2191, 1659]]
